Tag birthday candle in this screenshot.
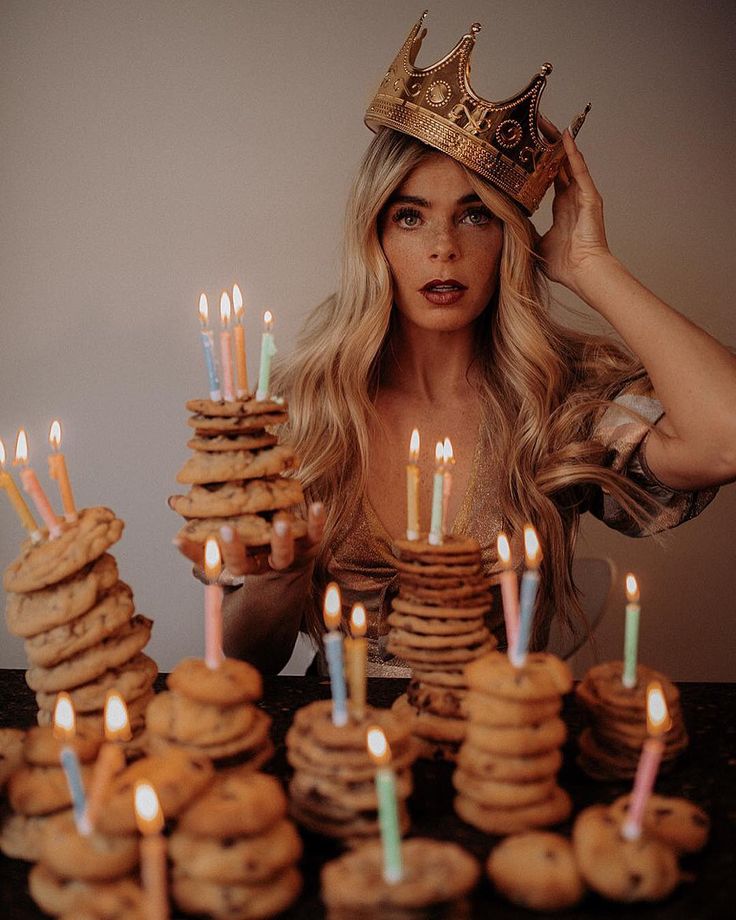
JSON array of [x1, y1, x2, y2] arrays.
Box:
[[47, 420, 77, 522], [134, 782, 169, 920], [497, 532, 520, 657], [427, 441, 445, 546], [511, 525, 541, 668], [14, 429, 62, 539], [621, 681, 672, 840], [219, 291, 235, 402], [0, 438, 41, 541], [366, 726, 403, 883], [622, 574, 641, 689], [323, 582, 348, 726], [203, 538, 225, 670], [198, 294, 221, 401], [441, 437, 454, 538], [86, 691, 130, 830], [232, 283, 249, 398], [53, 693, 90, 836], [255, 310, 277, 402], [405, 428, 420, 541], [345, 604, 368, 721]]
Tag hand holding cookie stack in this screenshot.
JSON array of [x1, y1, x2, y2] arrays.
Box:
[[0, 288, 713, 918]]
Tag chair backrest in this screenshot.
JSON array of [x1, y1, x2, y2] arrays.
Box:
[[545, 556, 616, 660]]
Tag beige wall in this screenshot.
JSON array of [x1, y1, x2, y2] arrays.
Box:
[[1, 1, 734, 679]]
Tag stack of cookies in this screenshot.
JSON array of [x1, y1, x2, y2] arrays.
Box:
[[3, 506, 156, 745], [286, 700, 417, 847], [387, 536, 495, 761], [1, 725, 99, 862], [145, 656, 273, 770], [576, 661, 688, 780], [453, 651, 573, 835], [169, 397, 307, 564], [170, 771, 302, 919]]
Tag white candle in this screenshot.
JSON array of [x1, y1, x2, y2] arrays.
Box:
[[255, 310, 277, 401], [427, 441, 445, 546]]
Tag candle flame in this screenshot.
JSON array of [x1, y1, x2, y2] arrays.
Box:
[[497, 532, 511, 567], [53, 692, 76, 741], [646, 681, 672, 736], [198, 293, 209, 325], [14, 429, 29, 466], [442, 437, 454, 464], [49, 420, 62, 451], [409, 428, 420, 463], [434, 441, 444, 465], [0, 438, 5, 468], [350, 603, 367, 638], [104, 691, 131, 742], [134, 781, 164, 835], [233, 284, 244, 318], [263, 309, 273, 330], [523, 525, 541, 567], [204, 537, 222, 581], [323, 582, 342, 631], [366, 726, 391, 766], [625, 573, 640, 603], [220, 291, 231, 326]]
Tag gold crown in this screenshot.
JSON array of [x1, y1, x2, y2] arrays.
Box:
[[365, 10, 590, 214]]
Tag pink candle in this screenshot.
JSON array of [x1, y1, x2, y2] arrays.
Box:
[[497, 532, 520, 655], [219, 291, 235, 402], [134, 782, 169, 920], [621, 681, 672, 840], [440, 437, 454, 537], [86, 691, 130, 830], [14, 429, 62, 539], [204, 537, 224, 669]]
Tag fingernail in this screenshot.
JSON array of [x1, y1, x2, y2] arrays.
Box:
[[219, 525, 234, 543], [274, 520, 289, 537], [311, 502, 325, 516], [172, 537, 182, 547]]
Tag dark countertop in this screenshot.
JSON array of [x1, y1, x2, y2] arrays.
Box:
[[1, 670, 735, 918]]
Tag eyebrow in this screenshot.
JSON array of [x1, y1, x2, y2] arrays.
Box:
[[387, 192, 483, 207]]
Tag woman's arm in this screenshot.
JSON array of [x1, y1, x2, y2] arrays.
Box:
[[538, 132, 736, 491]]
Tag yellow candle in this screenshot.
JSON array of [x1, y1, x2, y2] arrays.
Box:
[[86, 691, 130, 830], [134, 782, 169, 920], [441, 437, 454, 537], [345, 603, 368, 721], [232, 283, 249, 398], [405, 428, 420, 540], [48, 420, 77, 521], [0, 438, 41, 540], [14, 429, 62, 539]]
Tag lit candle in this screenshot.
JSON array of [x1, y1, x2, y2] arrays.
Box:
[[14, 429, 62, 539], [366, 726, 403, 883], [345, 603, 368, 721], [323, 582, 348, 727], [0, 438, 41, 542], [621, 681, 672, 840], [86, 691, 130, 830], [427, 441, 445, 546], [405, 428, 420, 541], [441, 437, 454, 538], [134, 781, 169, 920], [47, 420, 77, 522], [232, 283, 249, 398], [255, 310, 277, 402], [53, 693, 90, 835], [622, 574, 641, 689], [203, 537, 225, 670], [511, 525, 541, 667], [219, 291, 235, 402], [198, 293, 221, 401], [497, 532, 520, 657]]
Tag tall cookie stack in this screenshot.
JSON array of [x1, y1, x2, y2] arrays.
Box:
[[3, 507, 157, 744], [387, 536, 495, 762], [169, 397, 307, 563], [145, 657, 273, 770], [453, 651, 573, 835], [576, 661, 688, 780], [170, 771, 302, 920], [286, 700, 417, 848]]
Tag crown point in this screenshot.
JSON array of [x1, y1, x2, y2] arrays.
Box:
[[470, 22, 482, 35], [540, 62, 553, 76]]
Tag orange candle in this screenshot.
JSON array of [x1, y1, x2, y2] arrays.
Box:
[[232, 283, 249, 398], [0, 437, 41, 541], [14, 429, 62, 539], [48, 420, 77, 522], [86, 691, 130, 830], [219, 291, 235, 402], [345, 603, 368, 720], [134, 782, 169, 920]]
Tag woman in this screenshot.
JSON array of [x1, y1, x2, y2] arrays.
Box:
[[177, 30, 736, 676]]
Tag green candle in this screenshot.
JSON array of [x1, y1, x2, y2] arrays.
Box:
[[367, 727, 403, 883], [622, 573, 640, 688], [255, 310, 277, 401], [427, 441, 445, 546]]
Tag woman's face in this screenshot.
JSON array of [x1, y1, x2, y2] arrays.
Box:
[[379, 153, 503, 333]]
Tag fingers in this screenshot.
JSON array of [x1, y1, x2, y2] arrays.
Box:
[[269, 516, 295, 571], [173, 535, 203, 567], [561, 131, 598, 196], [307, 501, 326, 546], [219, 525, 249, 576]]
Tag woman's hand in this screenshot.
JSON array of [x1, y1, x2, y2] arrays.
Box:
[[536, 131, 613, 293], [174, 501, 325, 580]]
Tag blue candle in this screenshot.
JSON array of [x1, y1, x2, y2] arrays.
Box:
[[323, 583, 348, 726], [198, 293, 222, 400], [53, 693, 90, 835], [510, 525, 541, 667]]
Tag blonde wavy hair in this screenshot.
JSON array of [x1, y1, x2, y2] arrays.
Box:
[[274, 128, 659, 646]]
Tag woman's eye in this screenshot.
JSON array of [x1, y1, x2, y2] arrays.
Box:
[[392, 207, 422, 228], [462, 207, 493, 225]]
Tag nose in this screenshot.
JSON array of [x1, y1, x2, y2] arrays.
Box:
[[429, 225, 459, 261]]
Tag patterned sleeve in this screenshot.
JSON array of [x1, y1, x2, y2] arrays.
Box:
[[588, 391, 718, 536]]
